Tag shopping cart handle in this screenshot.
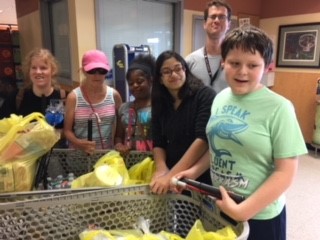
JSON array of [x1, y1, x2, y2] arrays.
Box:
[[173, 178, 245, 204]]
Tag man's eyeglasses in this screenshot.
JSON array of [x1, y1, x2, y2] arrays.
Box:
[[86, 68, 108, 75], [160, 65, 185, 77], [208, 14, 228, 21]]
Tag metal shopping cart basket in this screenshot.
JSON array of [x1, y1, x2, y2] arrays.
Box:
[[0, 149, 152, 202], [0, 185, 249, 240], [34, 148, 152, 189]]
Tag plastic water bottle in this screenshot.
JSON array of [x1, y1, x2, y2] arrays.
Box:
[[67, 173, 75, 188], [37, 183, 44, 190], [53, 175, 63, 189], [46, 177, 53, 190]]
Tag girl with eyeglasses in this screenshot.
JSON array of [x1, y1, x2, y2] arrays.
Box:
[[150, 50, 216, 194], [64, 50, 122, 155]]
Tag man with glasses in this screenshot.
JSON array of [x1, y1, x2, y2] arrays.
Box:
[[186, 0, 232, 93]]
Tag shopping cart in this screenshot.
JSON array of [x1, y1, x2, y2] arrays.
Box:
[[0, 185, 249, 240], [0, 149, 151, 202], [34, 148, 152, 189]]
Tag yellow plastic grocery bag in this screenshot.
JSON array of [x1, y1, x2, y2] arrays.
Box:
[[157, 231, 184, 240], [79, 229, 183, 240], [72, 151, 128, 188], [0, 114, 23, 136], [94, 150, 130, 184], [79, 229, 115, 240], [186, 219, 237, 240], [128, 156, 155, 184], [71, 151, 155, 188], [0, 112, 60, 192]]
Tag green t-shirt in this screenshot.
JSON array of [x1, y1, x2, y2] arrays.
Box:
[[206, 87, 307, 220]]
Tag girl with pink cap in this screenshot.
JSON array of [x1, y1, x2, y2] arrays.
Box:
[[64, 50, 122, 154]]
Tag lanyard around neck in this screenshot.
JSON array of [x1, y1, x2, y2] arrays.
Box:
[[81, 86, 105, 149], [204, 47, 221, 86]]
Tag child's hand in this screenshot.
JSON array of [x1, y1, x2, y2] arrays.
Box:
[[77, 140, 96, 155], [170, 168, 199, 193], [215, 186, 241, 221], [170, 171, 192, 193], [150, 168, 169, 194], [150, 173, 171, 194], [114, 143, 131, 158]]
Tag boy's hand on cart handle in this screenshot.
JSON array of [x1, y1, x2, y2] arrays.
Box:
[[215, 186, 243, 221], [170, 177, 186, 193]]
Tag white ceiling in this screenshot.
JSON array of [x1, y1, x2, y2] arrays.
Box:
[[0, 0, 17, 25]]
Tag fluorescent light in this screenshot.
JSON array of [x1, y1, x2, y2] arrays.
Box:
[[147, 38, 159, 44]]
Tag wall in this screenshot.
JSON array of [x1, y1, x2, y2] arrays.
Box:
[[15, 0, 42, 61], [184, 0, 262, 15], [15, 0, 37, 17], [68, 0, 96, 87], [261, 0, 320, 18], [184, 0, 320, 18], [15, 0, 97, 89], [271, 72, 318, 144], [260, 13, 320, 143]]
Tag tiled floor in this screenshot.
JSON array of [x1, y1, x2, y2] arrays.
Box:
[[286, 151, 320, 239]]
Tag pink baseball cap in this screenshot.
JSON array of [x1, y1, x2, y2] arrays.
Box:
[[82, 50, 111, 72]]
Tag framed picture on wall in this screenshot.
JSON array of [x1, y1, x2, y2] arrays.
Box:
[[276, 22, 320, 68], [238, 13, 259, 28]]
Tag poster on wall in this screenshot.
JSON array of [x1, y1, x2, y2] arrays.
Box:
[[276, 22, 320, 68], [239, 18, 250, 28]]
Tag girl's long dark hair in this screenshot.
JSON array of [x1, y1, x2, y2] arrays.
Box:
[[152, 50, 204, 119]]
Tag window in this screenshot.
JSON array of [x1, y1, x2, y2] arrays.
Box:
[[41, 0, 72, 86], [192, 15, 205, 51], [95, 0, 183, 65], [40, 0, 183, 87]]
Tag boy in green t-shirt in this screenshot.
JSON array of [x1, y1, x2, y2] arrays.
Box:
[[173, 26, 308, 240]]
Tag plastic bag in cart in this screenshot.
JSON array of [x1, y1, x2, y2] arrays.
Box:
[[72, 151, 129, 188], [186, 219, 237, 240], [71, 151, 155, 188], [94, 150, 130, 183], [79, 217, 184, 240], [79, 218, 237, 240], [0, 112, 60, 192], [128, 156, 155, 184]]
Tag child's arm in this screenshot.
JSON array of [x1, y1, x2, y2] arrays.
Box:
[[216, 157, 298, 221], [150, 138, 208, 194], [114, 103, 131, 157], [170, 150, 210, 193], [174, 150, 211, 181]]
